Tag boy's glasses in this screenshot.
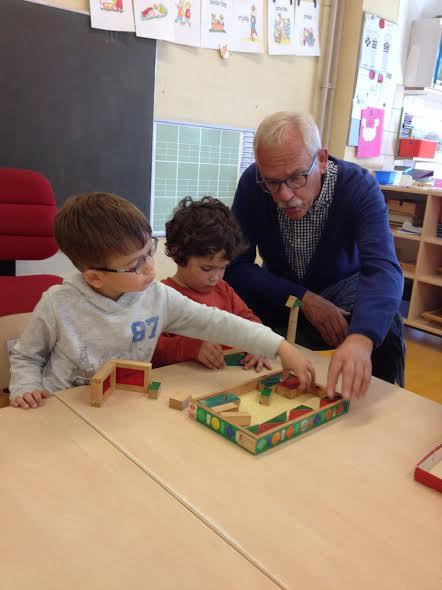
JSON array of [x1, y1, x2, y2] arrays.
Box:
[[93, 237, 158, 274], [256, 154, 317, 194]]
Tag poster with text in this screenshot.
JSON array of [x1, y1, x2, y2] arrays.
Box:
[[134, 0, 173, 41], [231, 0, 264, 54], [294, 0, 320, 56], [357, 107, 385, 158], [90, 0, 135, 32], [201, 0, 233, 50], [267, 0, 296, 56]]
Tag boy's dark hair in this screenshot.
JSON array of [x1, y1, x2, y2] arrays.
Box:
[[165, 196, 246, 266], [55, 192, 151, 270]]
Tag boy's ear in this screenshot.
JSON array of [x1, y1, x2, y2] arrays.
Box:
[[83, 269, 104, 289]]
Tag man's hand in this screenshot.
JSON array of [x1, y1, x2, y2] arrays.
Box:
[[10, 390, 50, 409], [302, 291, 351, 347], [197, 341, 226, 370], [326, 334, 373, 400], [241, 353, 272, 372]]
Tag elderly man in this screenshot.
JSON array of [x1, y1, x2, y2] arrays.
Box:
[[225, 111, 404, 399]]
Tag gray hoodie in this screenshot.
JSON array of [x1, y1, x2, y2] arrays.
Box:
[[9, 273, 283, 400]]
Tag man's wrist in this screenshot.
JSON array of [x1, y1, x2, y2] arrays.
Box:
[[345, 333, 374, 352]]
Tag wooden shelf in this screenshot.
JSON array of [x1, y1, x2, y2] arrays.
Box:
[[400, 262, 416, 279], [381, 185, 442, 197], [382, 185, 442, 335], [424, 236, 442, 246], [392, 229, 421, 242], [418, 274, 442, 287], [405, 317, 442, 337]]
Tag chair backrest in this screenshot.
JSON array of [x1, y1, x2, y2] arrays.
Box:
[[0, 313, 31, 392], [0, 167, 59, 261]]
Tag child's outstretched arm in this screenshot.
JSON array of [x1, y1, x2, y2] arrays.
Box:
[[277, 340, 315, 391]]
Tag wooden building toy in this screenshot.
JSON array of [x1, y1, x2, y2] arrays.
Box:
[[414, 444, 442, 493], [169, 391, 192, 410], [90, 359, 152, 407], [223, 350, 247, 366], [147, 381, 161, 399], [259, 387, 272, 405], [187, 370, 348, 455], [213, 401, 240, 413], [285, 295, 301, 345]]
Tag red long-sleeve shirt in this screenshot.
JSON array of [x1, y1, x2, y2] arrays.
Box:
[[152, 277, 262, 367]]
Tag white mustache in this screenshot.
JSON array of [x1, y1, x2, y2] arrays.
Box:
[[277, 197, 304, 209]]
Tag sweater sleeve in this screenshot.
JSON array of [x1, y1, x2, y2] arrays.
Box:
[[225, 282, 262, 323], [225, 168, 308, 306], [348, 174, 403, 346], [9, 293, 58, 400], [160, 284, 283, 358], [152, 333, 202, 368]]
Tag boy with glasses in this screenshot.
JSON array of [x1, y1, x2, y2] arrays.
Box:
[[9, 192, 314, 409]]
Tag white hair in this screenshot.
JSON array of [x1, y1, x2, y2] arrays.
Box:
[[253, 112, 321, 162]]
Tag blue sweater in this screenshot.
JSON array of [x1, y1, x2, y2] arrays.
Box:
[[225, 157, 403, 347]]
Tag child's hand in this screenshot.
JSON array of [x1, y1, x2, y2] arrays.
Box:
[[241, 353, 272, 372], [277, 340, 315, 391], [197, 341, 226, 370], [10, 390, 50, 410]]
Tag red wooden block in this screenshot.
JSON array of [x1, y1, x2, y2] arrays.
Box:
[[288, 408, 311, 420], [115, 367, 144, 386], [279, 376, 300, 390], [320, 397, 338, 408], [258, 421, 285, 434], [103, 375, 111, 394]]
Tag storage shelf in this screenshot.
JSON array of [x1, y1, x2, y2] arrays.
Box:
[[404, 317, 442, 337], [392, 229, 422, 241], [400, 262, 416, 279], [418, 274, 442, 287], [424, 236, 442, 246]]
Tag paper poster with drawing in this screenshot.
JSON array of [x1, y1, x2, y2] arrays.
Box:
[[200, 0, 233, 50], [357, 107, 385, 158], [90, 0, 135, 32], [348, 13, 398, 145], [231, 0, 264, 54], [173, 0, 201, 47], [267, 0, 296, 55], [134, 0, 174, 41], [294, 0, 320, 56]]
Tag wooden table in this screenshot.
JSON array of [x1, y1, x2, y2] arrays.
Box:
[[0, 398, 282, 590], [56, 350, 442, 590]]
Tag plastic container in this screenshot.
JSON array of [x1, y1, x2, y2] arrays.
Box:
[[374, 170, 398, 185], [398, 139, 438, 159]]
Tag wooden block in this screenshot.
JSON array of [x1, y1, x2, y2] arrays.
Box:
[[214, 402, 239, 413], [169, 391, 192, 410], [202, 393, 241, 407], [147, 381, 161, 399], [113, 359, 151, 394], [90, 361, 115, 407], [224, 412, 252, 426], [259, 396, 271, 406]]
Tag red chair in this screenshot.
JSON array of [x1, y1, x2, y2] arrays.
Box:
[[0, 168, 63, 317]]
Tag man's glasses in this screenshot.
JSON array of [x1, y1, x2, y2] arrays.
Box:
[[256, 154, 317, 194], [93, 237, 158, 274]]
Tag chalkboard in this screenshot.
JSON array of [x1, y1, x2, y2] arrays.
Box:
[[0, 0, 155, 216]]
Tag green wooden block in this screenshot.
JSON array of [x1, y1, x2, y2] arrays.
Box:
[[149, 381, 161, 392], [260, 373, 283, 388], [224, 352, 247, 366], [202, 393, 240, 408], [261, 387, 272, 397]]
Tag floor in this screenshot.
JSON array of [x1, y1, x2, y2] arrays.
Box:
[[1, 327, 440, 409]]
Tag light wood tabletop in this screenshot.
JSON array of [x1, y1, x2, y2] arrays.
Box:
[[0, 397, 283, 590], [56, 349, 442, 590]]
